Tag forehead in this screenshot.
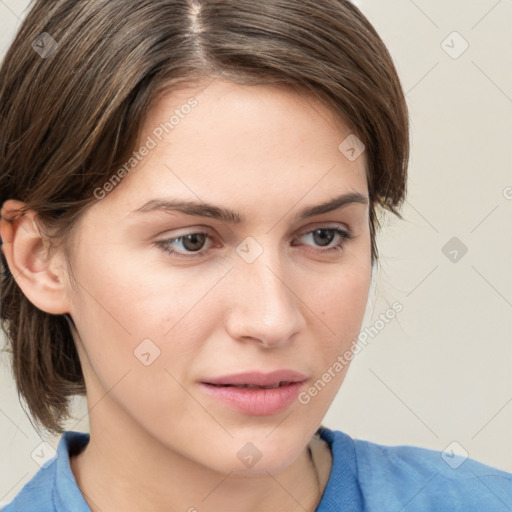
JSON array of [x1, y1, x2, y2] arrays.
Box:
[[95, 79, 368, 216]]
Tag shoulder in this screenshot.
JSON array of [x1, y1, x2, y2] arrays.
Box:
[[321, 427, 512, 512], [2, 431, 90, 512], [1, 452, 58, 512], [354, 435, 512, 511]]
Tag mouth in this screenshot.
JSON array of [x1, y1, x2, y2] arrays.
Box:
[[199, 371, 308, 415], [201, 369, 308, 388]]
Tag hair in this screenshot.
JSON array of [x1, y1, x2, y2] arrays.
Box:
[[0, 0, 409, 434]]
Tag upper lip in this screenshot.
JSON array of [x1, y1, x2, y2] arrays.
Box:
[[201, 370, 308, 387]]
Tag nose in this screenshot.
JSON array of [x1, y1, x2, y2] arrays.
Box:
[[224, 244, 304, 348]]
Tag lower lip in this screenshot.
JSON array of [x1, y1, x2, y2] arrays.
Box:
[[199, 382, 305, 415]]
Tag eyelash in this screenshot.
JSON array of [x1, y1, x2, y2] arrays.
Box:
[[155, 226, 352, 259]]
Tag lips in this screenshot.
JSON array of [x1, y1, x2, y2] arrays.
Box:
[[201, 370, 308, 388], [199, 371, 308, 416]]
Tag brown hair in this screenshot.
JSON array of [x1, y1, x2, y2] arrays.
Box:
[[0, 0, 409, 434]]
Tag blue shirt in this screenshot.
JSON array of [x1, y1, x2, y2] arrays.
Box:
[[2, 427, 512, 511]]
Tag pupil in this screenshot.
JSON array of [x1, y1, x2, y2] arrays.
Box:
[[183, 233, 206, 252], [313, 229, 334, 247]]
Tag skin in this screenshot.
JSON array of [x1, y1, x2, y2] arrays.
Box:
[[0, 78, 372, 512]]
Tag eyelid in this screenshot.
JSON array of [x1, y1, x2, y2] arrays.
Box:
[[155, 222, 352, 259], [296, 221, 351, 235], [158, 222, 351, 242]]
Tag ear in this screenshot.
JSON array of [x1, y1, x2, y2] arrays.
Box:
[[0, 199, 71, 315]]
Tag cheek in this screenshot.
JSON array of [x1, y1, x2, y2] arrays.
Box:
[[67, 254, 217, 428], [72, 240, 184, 325], [68, 245, 227, 376], [296, 263, 371, 414], [309, 259, 371, 338], [303, 265, 371, 409]]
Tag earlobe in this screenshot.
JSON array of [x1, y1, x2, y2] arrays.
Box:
[[0, 199, 71, 315]]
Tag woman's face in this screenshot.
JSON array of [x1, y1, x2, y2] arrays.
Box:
[[65, 78, 372, 474]]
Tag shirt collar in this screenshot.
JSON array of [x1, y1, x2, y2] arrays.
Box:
[[53, 431, 91, 511], [315, 426, 363, 511]]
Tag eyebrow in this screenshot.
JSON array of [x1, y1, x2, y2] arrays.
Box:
[[129, 191, 368, 224]]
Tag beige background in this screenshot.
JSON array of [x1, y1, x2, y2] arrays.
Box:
[[1, 0, 511, 506]]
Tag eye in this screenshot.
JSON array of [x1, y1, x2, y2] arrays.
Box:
[[155, 231, 212, 258], [292, 227, 352, 254], [155, 225, 352, 259]]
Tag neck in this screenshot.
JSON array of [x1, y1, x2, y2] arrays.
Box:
[[70, 416, 330, 512]]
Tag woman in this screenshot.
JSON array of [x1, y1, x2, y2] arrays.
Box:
[[0, 1, 511, 511]]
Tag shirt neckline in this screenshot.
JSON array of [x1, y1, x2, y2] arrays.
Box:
[[315, 426, 363, 511], [55, 427, 362, 512]]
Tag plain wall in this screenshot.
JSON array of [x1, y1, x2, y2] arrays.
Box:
[[1, 0, 511, 506]]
